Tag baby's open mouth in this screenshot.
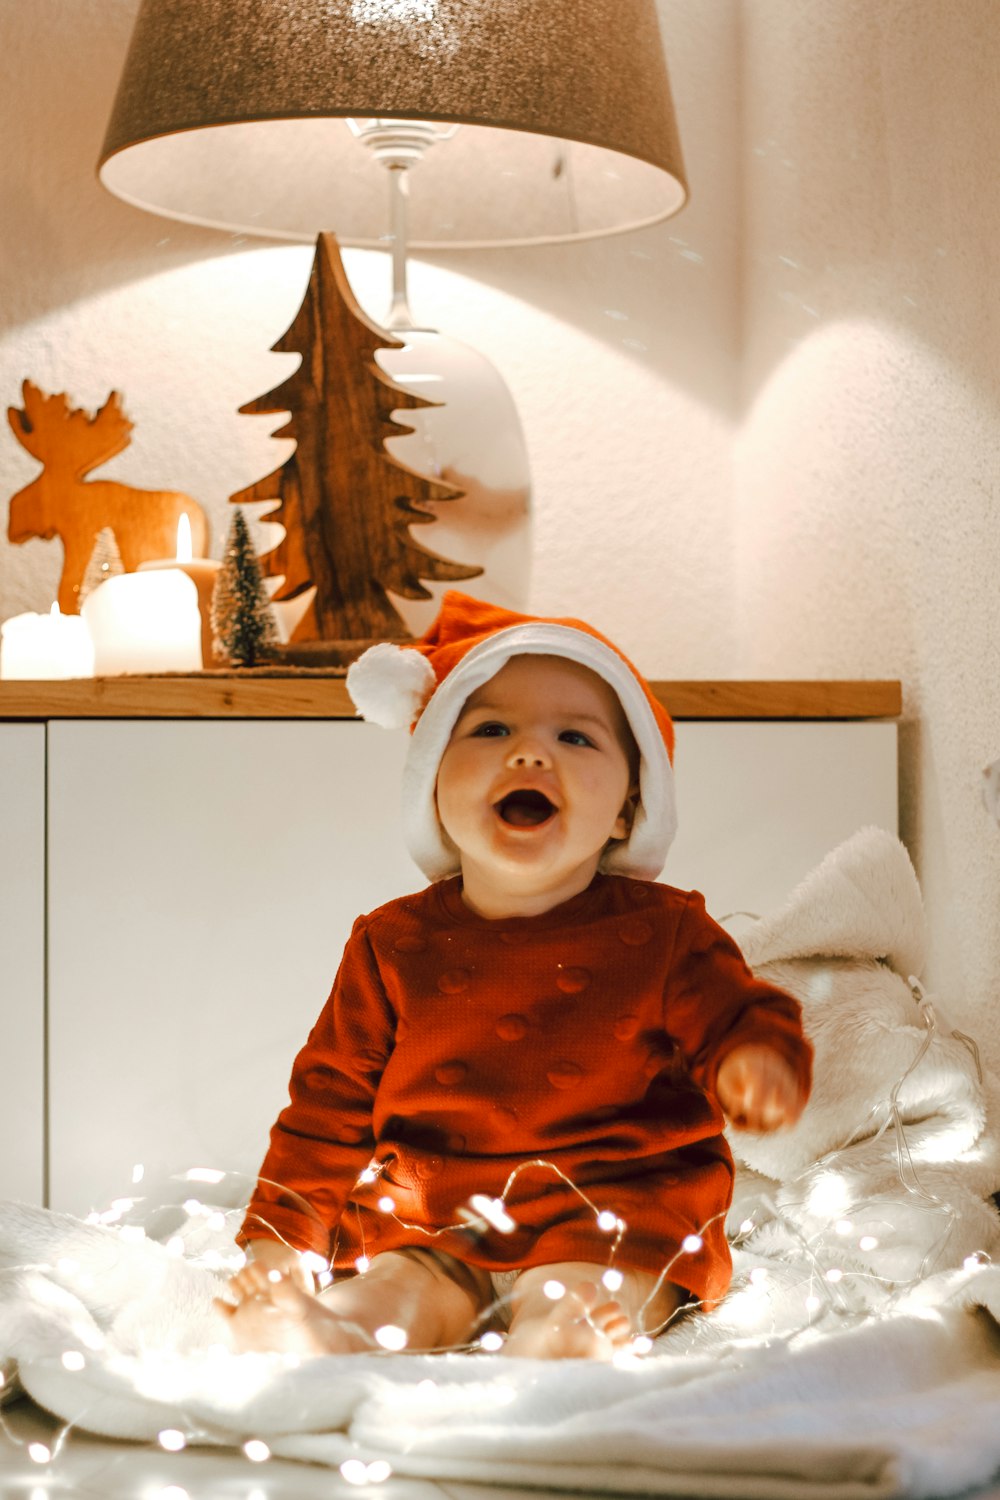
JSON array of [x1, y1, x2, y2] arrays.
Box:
[[495, 789, 557, 828]]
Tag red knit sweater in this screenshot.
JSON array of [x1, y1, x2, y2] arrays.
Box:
[[241, 875, 811, 1305]]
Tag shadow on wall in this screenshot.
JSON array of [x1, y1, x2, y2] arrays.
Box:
[[735, 0, 1000, 421]]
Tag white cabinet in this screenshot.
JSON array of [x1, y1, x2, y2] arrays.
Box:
[[0, 714, 898, 1216], [42, 717, 897, 1217], [0, 725, 45, 1205]]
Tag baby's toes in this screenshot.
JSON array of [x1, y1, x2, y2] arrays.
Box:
[[229, 1263, 272, 1300], [587, 1299, 632, 1347]]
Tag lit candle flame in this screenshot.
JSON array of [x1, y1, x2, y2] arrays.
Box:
[[176, 513, 193, 563]]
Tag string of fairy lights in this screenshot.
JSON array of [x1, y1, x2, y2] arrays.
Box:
[[0, 981, 994, 1494]]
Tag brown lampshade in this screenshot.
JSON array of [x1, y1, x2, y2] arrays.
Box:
[[98, 0, 688, 249]]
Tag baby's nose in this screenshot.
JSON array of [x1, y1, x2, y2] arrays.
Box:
[[507, 740, 550, 768]]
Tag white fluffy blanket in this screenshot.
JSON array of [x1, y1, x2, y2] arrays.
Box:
[[3, 827, 1000, 1500]]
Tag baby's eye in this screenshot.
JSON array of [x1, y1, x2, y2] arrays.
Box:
[[559, 729, 594, 747], [472, 721, 509, 738]]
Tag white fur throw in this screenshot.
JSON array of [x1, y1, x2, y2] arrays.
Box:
[[2, 826, 1000, 1500]]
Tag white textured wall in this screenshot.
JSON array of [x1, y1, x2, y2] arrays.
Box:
[[734, 0, 1000, 1063], [3, 1, 1000, 1064]]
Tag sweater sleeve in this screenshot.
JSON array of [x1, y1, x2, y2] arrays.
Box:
[[663, 891, 812, 1100], [238, 915, 396, 1258]]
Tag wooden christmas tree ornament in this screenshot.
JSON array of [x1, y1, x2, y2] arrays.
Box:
[[230, 232, 482, 664], [6, 381, 208, 613]]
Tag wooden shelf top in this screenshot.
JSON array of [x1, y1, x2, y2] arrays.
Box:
[[0, 676, 902, 721]]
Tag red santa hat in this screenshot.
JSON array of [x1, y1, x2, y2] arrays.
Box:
[[346, 591, 677, 881]]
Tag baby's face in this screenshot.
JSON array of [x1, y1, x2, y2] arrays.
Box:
[[435, 654, 638, 916]]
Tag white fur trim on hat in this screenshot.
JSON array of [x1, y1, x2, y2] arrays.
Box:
[[346, 642, 437, 730], [399, 623, 677, 882]]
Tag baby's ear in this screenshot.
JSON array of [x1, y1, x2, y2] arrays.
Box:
[[614, 784, 640, 839]]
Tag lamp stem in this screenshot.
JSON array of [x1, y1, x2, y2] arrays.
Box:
[[386, 164, 416, 332]]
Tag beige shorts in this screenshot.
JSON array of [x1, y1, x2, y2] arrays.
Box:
[[488, 1268, 520, 1325]]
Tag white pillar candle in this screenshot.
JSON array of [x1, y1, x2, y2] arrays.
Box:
[[81, 571, 202, 675], [138, 514, 222, 665], [0, 603, 95, 680]]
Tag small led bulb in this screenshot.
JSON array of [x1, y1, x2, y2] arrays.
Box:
[[243, 1439, 271, 1463], [377, 1195, 395, 1214], [542, 1279, 566, 1301], [480, 1331, 505, 1351], [681, 1234, 703, 1254], [602, 1268, 624, 1292], [374, 1324, 408, 1350], [468, 1194, 517, 1233], [597, 1210, 618, 1232]]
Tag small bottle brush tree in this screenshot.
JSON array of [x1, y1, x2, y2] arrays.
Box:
[[211, 508, 278, 667]]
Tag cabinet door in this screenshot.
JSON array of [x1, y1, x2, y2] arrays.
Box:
[[47, 721, 418, 1216], [0, 724, 45, 1205], [47, 717, 897, 1217]]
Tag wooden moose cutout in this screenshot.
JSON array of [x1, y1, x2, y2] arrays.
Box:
[[7, 381, 208, 612]]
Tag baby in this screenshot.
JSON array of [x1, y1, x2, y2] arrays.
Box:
[[218, 593, 811, 1359]]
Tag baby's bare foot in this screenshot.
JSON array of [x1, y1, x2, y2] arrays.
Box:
[[502, 1280, 632, 1361], [214, 1275, 368, 1356]]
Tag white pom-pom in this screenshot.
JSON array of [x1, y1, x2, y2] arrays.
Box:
[[346, 643, 437, 729]]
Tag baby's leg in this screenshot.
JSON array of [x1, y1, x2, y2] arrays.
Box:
[[216, 1248, 491, 1356], [501, 1262, 684, 1360]]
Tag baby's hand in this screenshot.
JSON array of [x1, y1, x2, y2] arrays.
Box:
[[716, 1044, 806, 1132]]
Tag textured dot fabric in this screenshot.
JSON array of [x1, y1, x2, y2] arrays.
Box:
[[241, 875, 811, 1306]]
